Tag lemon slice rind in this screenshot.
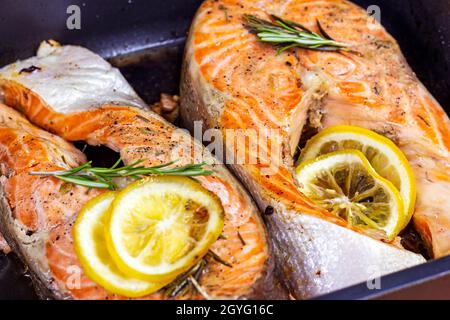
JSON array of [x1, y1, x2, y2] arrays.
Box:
[[295, 150, 404, 240], [299, 125, 416, 229], [73, 192, 170, 298], [106, 176, 224, 282]]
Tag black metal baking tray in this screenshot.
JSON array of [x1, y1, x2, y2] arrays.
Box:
[[0, 0, 449, 300]]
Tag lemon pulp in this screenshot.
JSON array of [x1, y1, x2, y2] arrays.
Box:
[[106, 176, 224, 281], [299, 125, 416, 229], [74, 176, 224, 296], [73, 192, 170, 297], [296, 150, 404, 239]]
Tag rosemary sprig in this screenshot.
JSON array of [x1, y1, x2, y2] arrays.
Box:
[[29, 158, 213, 190], [164, 259, 206, 298], [243, 14, 348, 54], [163, 249, 232, 298], [207, 250, 233, 268], [189, 275, 212, 300]]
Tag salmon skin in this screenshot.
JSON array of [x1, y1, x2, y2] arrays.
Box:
[[0, 41, 286, 299], [179, 0, 433, 298]]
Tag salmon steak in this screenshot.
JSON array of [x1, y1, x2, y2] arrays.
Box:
[[178, 0, 450, 298], [0, 41, 285, 299]]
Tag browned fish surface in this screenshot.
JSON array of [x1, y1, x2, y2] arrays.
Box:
[[180, 0, 435, 298], [0, 42, 285, 299]]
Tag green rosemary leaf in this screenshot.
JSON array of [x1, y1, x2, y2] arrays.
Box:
[[243, 14, 349, 54], [29, 158, 213, 190], [316, 19, 334, 41], [55, 175, 111, 189]]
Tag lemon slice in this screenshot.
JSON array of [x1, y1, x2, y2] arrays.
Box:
[[106, 176, 224, 281], [295, 150, 404, 239], [299, 125, 416, 229], [73, 192, 170, 297]]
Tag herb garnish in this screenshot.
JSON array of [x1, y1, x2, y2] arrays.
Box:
[[164, 250, 231, 299], [29, 158, 213, 190], [207, 250, 233, 268], [243, 14, 349, 54], [164, 259, 206, 298]]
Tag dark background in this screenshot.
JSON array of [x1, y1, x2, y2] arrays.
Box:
[[0, 0, 450, 299]]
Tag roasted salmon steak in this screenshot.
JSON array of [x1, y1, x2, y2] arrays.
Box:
[[0, 41, 285, 299], [179, 0, 443, 298]]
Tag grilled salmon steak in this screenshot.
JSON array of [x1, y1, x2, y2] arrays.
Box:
[[179, 0, 442, 298], [0, 42, 285, 299]]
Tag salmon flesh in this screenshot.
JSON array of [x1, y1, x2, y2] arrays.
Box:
[[179, 0, 437, 299], [0, 41, 285, 299]]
